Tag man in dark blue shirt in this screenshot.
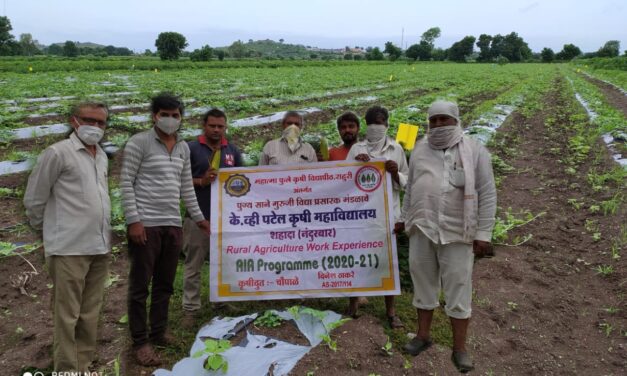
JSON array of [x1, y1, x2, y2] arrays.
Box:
[[182, 108, 242, 327]]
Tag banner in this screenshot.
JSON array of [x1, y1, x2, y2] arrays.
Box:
[[209, 160, 400, 301]]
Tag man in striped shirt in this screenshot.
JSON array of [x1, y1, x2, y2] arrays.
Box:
[[121, 93, 210, 366]]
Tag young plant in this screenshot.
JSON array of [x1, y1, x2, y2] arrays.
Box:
[[381, 336, 393, 356], [255, 310, 284, 328], [192, 339, 232, 373], [594, 264, 614, 277]]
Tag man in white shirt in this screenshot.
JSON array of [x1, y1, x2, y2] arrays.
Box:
[[24, 102, 111, 372], [258, 111, 318, 165], [398, 100, 496, 373], [346, 105, 409, 329]]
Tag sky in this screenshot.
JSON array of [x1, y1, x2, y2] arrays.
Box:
[[5, 0, 626, 53]]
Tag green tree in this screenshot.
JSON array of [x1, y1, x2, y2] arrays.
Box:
[[63, 41, 79, 57], [556, 44, 582, 61], [47, 44, 63, 55], [501, 32, 531, 62], [343, 53, 353, 60], [155, 31, 188, 60], [448, 36, 476, 62], [409, 27, 441, 61], [19, 33, 40, 56], [228, 40, 246, 58], [540, 47, 555, 63], [216, 50, 226, 61], [190, 45, 213, 61], [490, 34, 505, 60], [383, 41, 402, 61], [476, 34, 492, 62], [365, 46, 384, 60], [0, 16, 17, 55], [421, 27, 441, 46], [405, 44, 420, 60], [596, 40, 620, 58]]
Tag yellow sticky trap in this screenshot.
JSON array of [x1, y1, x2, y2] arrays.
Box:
[[396, 123, 419, 151], [319, 137, 329, 161], [210, 149, 221, 170]]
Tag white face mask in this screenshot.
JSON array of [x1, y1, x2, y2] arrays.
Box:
[[282, 124, 302, 152], [76, 125, 104, 145], [366, 124, 387, 142], [155, 116, 181, 135], [427, 125, 463, 150]]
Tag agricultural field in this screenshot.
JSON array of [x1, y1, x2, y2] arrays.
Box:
[[0, 60, 625, 375]]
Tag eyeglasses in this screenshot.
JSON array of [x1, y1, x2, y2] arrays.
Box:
[[75, 116, 107, 127]]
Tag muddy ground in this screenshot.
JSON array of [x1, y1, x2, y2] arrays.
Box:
[[0, 75, 625, 375]]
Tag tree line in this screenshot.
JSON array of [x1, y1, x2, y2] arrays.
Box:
[[1, 16, 624, 63]]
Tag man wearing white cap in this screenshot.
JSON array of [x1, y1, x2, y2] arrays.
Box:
[[397, 100, 496, 372]]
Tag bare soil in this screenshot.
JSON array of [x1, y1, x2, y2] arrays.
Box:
[[582, 73, 627, 117], [1, 77, 625, 375]]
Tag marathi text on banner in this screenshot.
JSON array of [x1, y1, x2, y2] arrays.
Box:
[[209, 160, 400, 301]]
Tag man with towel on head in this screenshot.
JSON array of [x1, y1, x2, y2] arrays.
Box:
[[398, 100, 496, 373]]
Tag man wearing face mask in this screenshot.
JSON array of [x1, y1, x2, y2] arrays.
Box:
[[121, 93, 210, 366], [24, 102, 111, 372], [181, 108, 242, 328], [346, 105, 409, 329], [258, 111, 317, 165], [398, 101, 496, 373]]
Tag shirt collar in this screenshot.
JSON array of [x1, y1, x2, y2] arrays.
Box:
[[151, 126, 182, 143], [69, 131, 85, 150], [198, 134, 228, 147], [69, 131, 105, 155]]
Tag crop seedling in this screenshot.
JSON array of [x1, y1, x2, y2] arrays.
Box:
[[594, 264, 614, 277], [598, 322, 613, 337], [381, 336, 393, 356], [567, 198, 583, 211], [600, 193, 623, 215], [492, 208, 545, 246], [609, 242, 620, 261], [507, 301, 518, 311], [192, 339, 232, 373], [255, 310, 284, 328], [602, 307, 619, 314]]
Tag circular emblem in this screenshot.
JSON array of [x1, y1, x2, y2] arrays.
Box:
[[224, 174, 251, 197], [355, 166, 382, 192]]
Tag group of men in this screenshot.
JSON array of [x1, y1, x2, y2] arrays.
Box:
[[24, 92, 496, 373]]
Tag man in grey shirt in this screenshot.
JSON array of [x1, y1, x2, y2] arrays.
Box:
[[399, 100, 496, 373], [258, 111, 317, 165], [121, 93, 210, 366], [24, 101, 111, 372]]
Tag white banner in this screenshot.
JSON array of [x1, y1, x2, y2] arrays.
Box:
[[209, 160, 400, 301]]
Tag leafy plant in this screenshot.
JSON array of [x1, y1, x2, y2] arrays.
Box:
[[381, 336, 393, 356], [192, 339, 232, 373], [598, 322, 613, 337], [255, 310, 284, 328], [594, 264, 614, 277], [0, 241, 41, 258], [600, 193, 623, 215], [492, 208, 545, 246]]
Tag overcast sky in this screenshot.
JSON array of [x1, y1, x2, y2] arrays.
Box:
[[5, 0, 626, 53]]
